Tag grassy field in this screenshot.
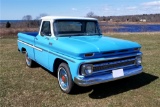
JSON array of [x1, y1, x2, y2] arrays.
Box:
[[0, 28, 38, 38], [0, 33, 160, 107]]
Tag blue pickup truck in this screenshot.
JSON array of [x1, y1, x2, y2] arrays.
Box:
[[17, 16, 143, 93]]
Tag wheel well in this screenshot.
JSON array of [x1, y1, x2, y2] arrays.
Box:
[[21, 48, 26, 53], [53, 58, 68, 76]]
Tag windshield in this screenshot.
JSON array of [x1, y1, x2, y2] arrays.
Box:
[[54, 20, 102, 36]]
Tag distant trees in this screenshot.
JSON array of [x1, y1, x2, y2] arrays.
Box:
[[36, 13, 48, 19], [20, 14, 48, 28], [86, 11, 96, 18], [93, 14, 160, 22], [22, 15, 32, 20], [22, 15, 33, 27]]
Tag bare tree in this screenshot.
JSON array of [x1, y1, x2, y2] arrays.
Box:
[[86, 11, 95, 18], [22, 15, 32, 20], [22, 15, 32, 27], [36, 13, 48, 19]]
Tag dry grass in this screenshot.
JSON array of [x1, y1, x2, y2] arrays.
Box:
[[0, 33, 160, 107], [0, 28, 38, 38]]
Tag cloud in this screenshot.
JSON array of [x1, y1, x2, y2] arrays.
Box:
[[126, 6, 137, 10], [71, 8, 77, 11], [142, 1, 160, 6], [116, 8, 120, 11], [103, 7, 109, 11], [139, 1, 160, 14]]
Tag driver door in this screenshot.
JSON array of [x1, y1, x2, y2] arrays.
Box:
[[34, 21, 51, 68]]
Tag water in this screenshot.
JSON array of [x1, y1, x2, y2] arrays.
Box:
[[100, 24, 160, 32], [0, 20, 23, 23], [1, 20, 160, 32], [115, 24, 160, 32]]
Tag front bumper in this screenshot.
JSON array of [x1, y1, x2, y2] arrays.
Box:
[[74, 66, 143, 86]]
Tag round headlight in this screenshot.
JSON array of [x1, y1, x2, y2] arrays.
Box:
[[81, 64, 93, 76], [135, 56, 142, 65]]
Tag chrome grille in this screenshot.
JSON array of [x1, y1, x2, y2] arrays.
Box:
[[93, 57, 136, 72]]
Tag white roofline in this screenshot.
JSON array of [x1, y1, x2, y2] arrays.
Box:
[[41, 16, 97, 20]]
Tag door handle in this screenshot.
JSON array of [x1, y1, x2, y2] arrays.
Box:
[[49, 42, 52, 45], [45, 37, 49, 40]]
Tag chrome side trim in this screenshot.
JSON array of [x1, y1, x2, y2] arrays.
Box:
[[74, 66, 143, 86], [18, 40, 75, 63], [49, 51, 75, 63], [18, 40, 42, 52]]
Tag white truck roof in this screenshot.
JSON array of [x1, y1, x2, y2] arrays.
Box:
[[41, 16, 97, 21]]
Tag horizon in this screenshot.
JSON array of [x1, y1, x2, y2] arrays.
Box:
[[1, 0, 160, 20], [0, 13, 160, 21]]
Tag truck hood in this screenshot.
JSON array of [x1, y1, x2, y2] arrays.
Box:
[[52, 35, 141, 59]]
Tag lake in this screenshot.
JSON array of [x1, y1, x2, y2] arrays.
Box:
[[1, 20, 160, 32], [100, 24, 160, 33], [115, 24, 160, 32], [0, 20, 23, 23]]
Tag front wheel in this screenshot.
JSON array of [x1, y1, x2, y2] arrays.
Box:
[[57, 63, 74, 94]]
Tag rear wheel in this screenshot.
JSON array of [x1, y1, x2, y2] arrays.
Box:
[[58, 63, 74, 94], [25, 52, 34, 67]]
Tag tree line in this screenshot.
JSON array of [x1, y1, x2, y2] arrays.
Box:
[[86, 12, 160, 22], [3, 12, 160, 28], [3, 13, 48, 28]]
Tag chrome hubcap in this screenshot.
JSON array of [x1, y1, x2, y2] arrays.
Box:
[[58, 67, 68, 91], [26, 53, 31, 65]]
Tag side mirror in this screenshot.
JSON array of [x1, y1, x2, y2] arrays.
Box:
[[40, 32, 45, 36]]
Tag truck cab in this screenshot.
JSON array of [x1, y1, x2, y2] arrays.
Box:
[[17, 16, 143, 94]]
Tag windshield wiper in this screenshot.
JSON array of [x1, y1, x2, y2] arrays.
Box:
[[57, 33, 86, 37], [86, 33, 102, 36], [57, 33, 102, 37]]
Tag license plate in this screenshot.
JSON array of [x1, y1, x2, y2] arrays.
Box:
[[112, 69, 124, 78]]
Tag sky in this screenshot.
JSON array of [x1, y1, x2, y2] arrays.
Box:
[[0, 0, 160, 20]]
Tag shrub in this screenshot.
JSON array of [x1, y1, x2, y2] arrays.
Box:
[[6, 21, 11, 28]]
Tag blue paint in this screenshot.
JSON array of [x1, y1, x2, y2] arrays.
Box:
[[17, 18, 143, 89], [19, 32, 38, 37], [17, 33, 142, 80], [52, 36, 140, 59]]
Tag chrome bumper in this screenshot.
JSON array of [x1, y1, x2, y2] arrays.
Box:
[[74, 66, 143, 87]]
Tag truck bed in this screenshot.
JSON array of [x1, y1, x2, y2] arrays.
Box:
[[17, 32, 38, 61], [20, 32, 38, 37]]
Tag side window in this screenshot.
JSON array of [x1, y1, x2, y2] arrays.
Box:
[[41, 21, 51, 36]]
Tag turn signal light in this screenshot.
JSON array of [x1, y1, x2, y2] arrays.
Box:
[[134, 48, 140, 51], [84, 53, 94, 57]]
